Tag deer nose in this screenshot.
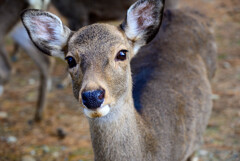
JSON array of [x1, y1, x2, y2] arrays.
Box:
[[81, 89, 105, 109]]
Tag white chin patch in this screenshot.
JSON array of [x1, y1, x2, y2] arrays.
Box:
[[83, 105, 110, 118]]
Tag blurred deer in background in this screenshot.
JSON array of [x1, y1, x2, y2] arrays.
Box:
[[51, 0, 137, 30], [22, 0, 217, 160], [52, 0, 179, 30], [0, 0, 51, 122], [0, 0, 28, 95]]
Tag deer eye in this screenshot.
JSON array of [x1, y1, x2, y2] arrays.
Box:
[[65, 56, 77, 68], [115, 50, 128, 61]]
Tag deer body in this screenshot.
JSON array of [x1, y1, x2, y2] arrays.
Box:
[[21, 0, 217, 160], [130, 9, 216, 160]]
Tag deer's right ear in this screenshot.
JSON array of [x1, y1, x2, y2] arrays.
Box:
[[120, 0, 164, 55], [21, 9, 72, 59]]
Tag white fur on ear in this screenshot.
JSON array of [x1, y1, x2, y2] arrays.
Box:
[[121, 0, 163, 54], [126, 1, 156, 40], [21, 10, 72, 59]]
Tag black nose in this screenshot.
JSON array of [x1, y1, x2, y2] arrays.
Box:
[[81, 89, 105, 109]]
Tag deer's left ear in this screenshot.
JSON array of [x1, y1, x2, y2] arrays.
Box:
[[120, 0, 164, 54]]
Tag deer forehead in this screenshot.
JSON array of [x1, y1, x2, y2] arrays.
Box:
[[68, 24, 130, 59]]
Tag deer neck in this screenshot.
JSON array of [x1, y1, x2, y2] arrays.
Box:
[[88, 92, 157, 161]]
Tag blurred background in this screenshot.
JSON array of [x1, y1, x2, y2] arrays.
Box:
[[0, 0, 239, 160]]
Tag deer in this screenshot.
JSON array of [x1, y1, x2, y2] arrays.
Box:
[[21, 0, 217, 160], [0, 0, 51, 122], [52, 0, 178, 30]]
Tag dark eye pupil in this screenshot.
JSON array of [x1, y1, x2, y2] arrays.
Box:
[[65, 56, 77, 68], [116, 50, 127, 61]]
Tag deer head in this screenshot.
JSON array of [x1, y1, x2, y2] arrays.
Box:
[[21, 0, 164, 119]]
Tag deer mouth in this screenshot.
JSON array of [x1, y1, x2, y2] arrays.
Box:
[[83, 104, 110, 118]]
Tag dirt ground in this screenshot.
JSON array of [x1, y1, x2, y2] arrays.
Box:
[[0, 0, 240, 160]]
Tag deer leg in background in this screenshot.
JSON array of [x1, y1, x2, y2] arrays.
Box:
[[34, 57, 51, 122], [10, 23, 52, 122], [10, 42, 20, 62], [0, 42, 11, 96]]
